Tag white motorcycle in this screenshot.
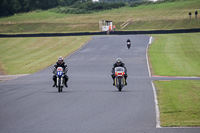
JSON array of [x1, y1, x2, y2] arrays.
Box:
[[54, 67, 68, 92], [114, 67, 126, 91]]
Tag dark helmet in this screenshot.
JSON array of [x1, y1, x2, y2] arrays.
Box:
[[116, 58, 122, 65], [58, 56, 64, 64]]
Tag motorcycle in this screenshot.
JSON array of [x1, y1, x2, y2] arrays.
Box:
[[127, 42, 131, 49], [114, 67, 126, 91], [56, 67, 65, 92]]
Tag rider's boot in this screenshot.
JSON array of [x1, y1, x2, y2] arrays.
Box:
[[125, 79, 127, 85], [52, 82, 56, 87], [65, 76, 68, 87], [52, 76, 56, 87], [65, 82, 68, 87]]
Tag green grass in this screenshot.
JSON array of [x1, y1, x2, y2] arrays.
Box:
[[149, 33, 200, 127], [125, 19, 200, 31], [154, 80, 200, 127], [0, 23, 99, 33], [0, 36, 91, 74], [0, 0, 200, 33], [149, 33, 200, 77]]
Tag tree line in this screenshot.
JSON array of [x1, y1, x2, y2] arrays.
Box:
[[99, 0, 150, 3], [0, 0, 85, 17], [0, 0, 177, 17], [0, 0, 131, 16], [51, 1, 126, 14]]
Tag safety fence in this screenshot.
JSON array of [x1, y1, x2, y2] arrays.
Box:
[[0, 28, 200, 38]]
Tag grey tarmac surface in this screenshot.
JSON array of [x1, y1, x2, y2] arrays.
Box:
[[0, 35, 199, 133]]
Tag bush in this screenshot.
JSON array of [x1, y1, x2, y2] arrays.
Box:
[[129, 0, 188, 7], [50, 6, 91, 14], [52, 1, 126, 14], [130, 1, 154, 7]]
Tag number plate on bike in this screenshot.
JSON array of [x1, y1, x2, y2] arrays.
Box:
[[57, 71, 63, 76]]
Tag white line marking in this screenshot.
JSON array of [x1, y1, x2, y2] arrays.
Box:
[[151, 81, 161, 128], [149, 36, 153, 45], [147, 36, 161, 128], [146, 36, 152, 77]]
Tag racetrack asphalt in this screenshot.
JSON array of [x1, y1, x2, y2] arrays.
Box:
[[0, 35, 199, 133]]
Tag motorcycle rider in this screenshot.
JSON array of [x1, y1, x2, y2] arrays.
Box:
[[127, 38, 131, 49], [52, 56, 69, 87], [127, 39, 131, 43], [111, 58, 128, 86]]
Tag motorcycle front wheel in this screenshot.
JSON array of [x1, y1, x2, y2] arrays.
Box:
[[58, 78, 62, 92], [118, 78, 122, 92]]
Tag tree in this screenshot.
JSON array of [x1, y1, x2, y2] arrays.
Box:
[[12, 0, 22, 12], [0, 0, 101, 17]]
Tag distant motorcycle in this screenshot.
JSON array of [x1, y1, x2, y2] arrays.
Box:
[[114, 67, 126, 91], [56, 67, 65, 92], [127, 42, 131, 49]]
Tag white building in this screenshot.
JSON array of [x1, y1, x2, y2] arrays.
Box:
[[99, 20, 113, 32]]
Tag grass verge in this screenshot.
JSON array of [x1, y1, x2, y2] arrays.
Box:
[[149, 33, 200, 127], [0, 36, 91, 74], [154, 80, 200, 127], [149, 33, 200, 77]]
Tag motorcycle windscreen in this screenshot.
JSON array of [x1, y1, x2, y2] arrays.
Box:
[[115, 67, 125, 72]]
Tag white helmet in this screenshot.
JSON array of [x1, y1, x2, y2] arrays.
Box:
[[58, 56, 64, 61], [116, 58, 122, 63]]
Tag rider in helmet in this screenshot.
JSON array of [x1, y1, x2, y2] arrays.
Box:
[[52, 56, 69, 87], [111, 58, 128, 86], [127, 39, 131, 43]]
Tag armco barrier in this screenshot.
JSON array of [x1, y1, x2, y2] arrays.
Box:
[[0, 32, 107, 38], [109, 28, 200, 35], [0, 28, 200, 38]]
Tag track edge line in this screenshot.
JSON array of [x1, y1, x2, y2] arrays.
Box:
[[151, 81, 161, 128]]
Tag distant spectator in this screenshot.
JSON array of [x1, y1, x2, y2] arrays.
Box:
[[189, 12, 192, 19], [113, 25, 116, 31], [195, 11, 198, 18], [109, 25, 112, 31]]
